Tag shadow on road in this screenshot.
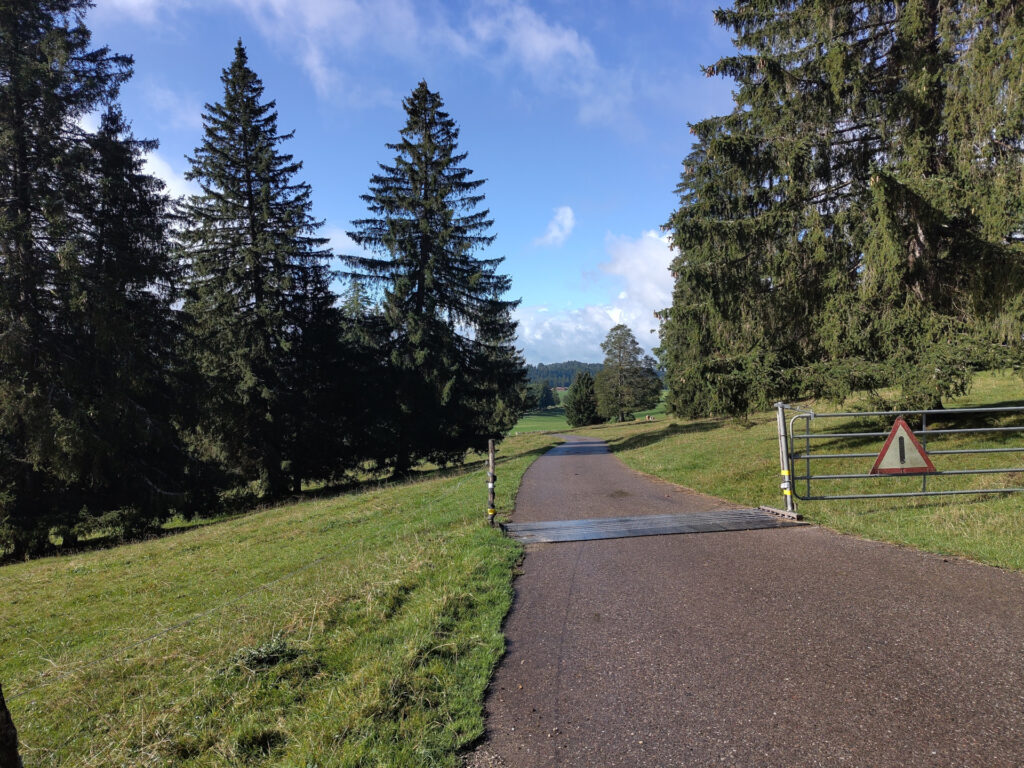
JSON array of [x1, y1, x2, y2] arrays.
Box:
[[550, 440, 609, 456]]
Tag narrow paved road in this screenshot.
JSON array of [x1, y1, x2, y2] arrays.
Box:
[[468, 434, 1024, 767]]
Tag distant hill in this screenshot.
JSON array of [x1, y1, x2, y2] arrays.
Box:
[[525, 361, 603, 388]]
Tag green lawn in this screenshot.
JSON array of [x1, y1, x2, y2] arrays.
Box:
[[634, 389, 669, 420], [588, 370, 1024, 571], [2, 433, 559, 767], [512, 406, 569, 433], [512, 391, 668, 434]]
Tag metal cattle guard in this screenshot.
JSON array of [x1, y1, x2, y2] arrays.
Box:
[[774, 402, 1024, 513]]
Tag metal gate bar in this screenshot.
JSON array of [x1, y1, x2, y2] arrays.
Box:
[[774, 402, 1024, 508], [802, 467, 1024, 481], [795, 426, 1024, 439], [802, 447, 1024, 460]]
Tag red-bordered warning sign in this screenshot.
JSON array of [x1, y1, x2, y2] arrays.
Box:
[[870, 417, 936, 475]]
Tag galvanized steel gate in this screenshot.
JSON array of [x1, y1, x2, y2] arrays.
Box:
[[774, 402, 1024, 514]]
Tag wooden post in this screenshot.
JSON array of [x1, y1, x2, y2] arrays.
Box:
[[0, 682, 22, 768], [487, 439, 497, 525]]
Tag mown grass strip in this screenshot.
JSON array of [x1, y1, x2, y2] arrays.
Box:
[[511, 390, 668, 435], [2, 432, 558, 767], [511, 407, 569, 433]]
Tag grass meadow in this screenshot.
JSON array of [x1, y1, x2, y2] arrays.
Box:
[[2, 433, 559, 767], [512, 406, 569, 433], [511, 391, 668, 434]]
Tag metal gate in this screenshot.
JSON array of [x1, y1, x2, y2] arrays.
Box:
[[774, 402, 1024, 514]]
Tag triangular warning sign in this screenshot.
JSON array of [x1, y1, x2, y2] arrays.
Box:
[[870, 417, 936, 475]]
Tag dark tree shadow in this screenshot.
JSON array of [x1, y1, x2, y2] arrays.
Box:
[[549, 442, 609, 455], [3, 436, 565, 565], [601, 420, 725, 454], [307, 438, 562, 498]]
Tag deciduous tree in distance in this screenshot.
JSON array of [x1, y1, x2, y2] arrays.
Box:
[[594, 325, 661, 423], [529, 379, 556, 409]]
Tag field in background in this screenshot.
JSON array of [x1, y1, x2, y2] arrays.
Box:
[[589, 371, 1024, 571], [2, 433, 559, 767], [513, 406, 569, 433], [512, 391, 668, 434]]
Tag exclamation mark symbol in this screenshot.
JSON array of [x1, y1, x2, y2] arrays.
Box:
[[898, 436, 906, 465]]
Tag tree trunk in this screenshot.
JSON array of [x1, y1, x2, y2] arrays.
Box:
[[0, 683, 22, 768], [393, 452, 412, 479]]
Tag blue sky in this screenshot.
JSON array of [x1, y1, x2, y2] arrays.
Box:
[[87, 0, 736, 363]]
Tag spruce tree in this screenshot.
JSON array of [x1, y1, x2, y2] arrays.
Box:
[[345, 81, 524, 473], [563, 371, 601, 427], [660, 2, 1024, 416], [594, 325, 661, 423], [529, 379, 556, 409], [179, 42, 339, 497], [0, 1, 184, 556], [279, 251, 348, 492]]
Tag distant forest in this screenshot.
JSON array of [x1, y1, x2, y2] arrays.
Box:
[[526, 361, 603, 387]]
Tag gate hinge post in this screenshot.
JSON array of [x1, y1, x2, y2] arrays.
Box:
[[775, 402, 797, 516]]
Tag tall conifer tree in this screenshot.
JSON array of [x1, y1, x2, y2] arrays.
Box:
[[179, 42, 339, 497], [0, 1, 183, 556], [660, 2, 1024, 416], [563, 371, 601, 427], [346, 81, 525, 473], [66, 107, 188, 531]]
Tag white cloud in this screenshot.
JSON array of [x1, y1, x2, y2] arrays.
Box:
[[142, 150, 198, 199], [98, 0, 636, 125], [464, 1, 634, 127], [600, 229, 675, 335], [92, 0, 192, 24], [301, 46, 342, 100], [145, 85, 204, 131], [233, 0, 419, 105], [323, 225, 366, 259], [296, 50, 398, 107], [515, 229, 675, 362], [514, 303, 619, 363], [535, 205, 575, 247], [92, 0, 411, 105], [468, 3, 596, 74]]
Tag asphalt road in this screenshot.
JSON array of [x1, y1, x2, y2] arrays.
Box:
[[467, 434, 1024, 767]]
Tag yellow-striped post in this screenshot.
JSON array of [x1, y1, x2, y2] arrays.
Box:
[[775, 403, 797, 515], [487, 439, 497, 525]]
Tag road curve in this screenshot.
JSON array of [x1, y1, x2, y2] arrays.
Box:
[[468, 433, 1024, 767]]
